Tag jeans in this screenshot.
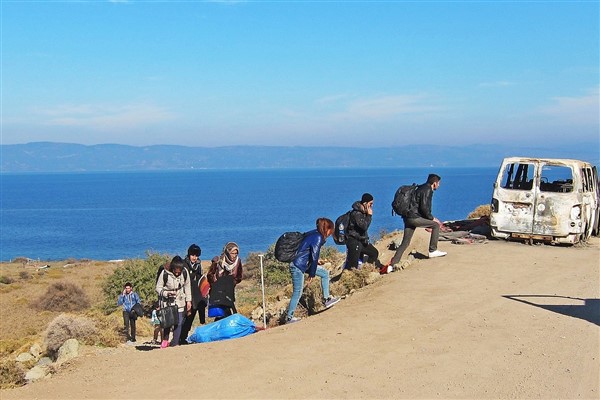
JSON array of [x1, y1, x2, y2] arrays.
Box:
[[390, 217, 440, 265], [122, 310, 136, 341], [286, 264, 330, 320], [345, 237, 383, 269]]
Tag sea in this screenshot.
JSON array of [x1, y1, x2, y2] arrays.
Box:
[[0, 167, 498, 262]]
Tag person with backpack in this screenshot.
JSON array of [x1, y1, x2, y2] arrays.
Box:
[[156, 255, 192, 348], [345, 193, 387, 272], [389, 173, 447, 268], [117, 282, 141, 344], [286, 217, 340, 324], [178, 244, 205, 345], [207, 242, 243, 321]]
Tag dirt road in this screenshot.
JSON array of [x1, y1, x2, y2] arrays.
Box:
[[4, 236, 599, 399]]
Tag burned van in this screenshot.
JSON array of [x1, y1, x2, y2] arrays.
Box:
[[490, 157, 599, 244]]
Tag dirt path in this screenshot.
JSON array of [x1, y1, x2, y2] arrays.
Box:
[[3, 235, 599, 399]]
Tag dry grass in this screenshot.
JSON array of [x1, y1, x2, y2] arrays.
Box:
[[467, 204, 491, 219], [34, 281, 91, 312]]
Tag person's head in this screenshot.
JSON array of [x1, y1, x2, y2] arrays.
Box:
[[361, 193, 374, 207], [187, 244, 201, 262], [316, 217, 335, 239], [427, 174, 442, 190], [152, 301, 159, 310], [123, 282, 132, 293], [223, 242, 239, 262], [169, 255, 185, 277]]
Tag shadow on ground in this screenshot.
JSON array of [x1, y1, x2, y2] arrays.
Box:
[[503, 295, 600, 326]]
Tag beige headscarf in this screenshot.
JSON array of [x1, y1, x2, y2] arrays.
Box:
[[220, 242, 240, 273]]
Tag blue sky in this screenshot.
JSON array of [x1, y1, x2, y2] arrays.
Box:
[[2, 1, 599, 148]]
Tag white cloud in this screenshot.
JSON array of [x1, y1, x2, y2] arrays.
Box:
[[336, 94, 445, 120], [537, 87, 600, 125], [35, 103, 176, 130]]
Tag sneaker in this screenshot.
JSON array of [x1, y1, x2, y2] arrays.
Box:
[[126, 340, 136, 346], [428, 250, 447, 258], [324, 296, 340, 309], [160, 340, 169, 349], [286, 317, 301, 324]]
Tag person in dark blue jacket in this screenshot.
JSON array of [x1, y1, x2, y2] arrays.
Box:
[[286, 217, 340, 324]]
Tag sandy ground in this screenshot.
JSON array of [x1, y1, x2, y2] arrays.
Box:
[[3, 232, 599, 400]]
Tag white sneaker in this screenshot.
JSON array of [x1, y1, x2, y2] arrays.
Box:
[[428, 250, 447, 258]]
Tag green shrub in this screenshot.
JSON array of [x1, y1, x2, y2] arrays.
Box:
[[101, 252, 170, 313], [0, 275, 14, 285], [34, 281, 91, 312], [44, 314, 98, 357]]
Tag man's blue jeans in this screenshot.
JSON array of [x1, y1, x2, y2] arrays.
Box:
[[287, 264, 330, 320]]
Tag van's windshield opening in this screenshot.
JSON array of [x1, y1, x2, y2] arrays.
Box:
[[501, 162, 534, 190], [540, 165, 574, 193]]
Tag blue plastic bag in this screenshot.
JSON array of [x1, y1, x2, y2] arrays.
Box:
[[187, 314, 257, 344]]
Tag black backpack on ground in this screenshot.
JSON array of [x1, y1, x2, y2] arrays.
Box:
[[333, 211, 351, 245], [274, 231, 306, 263], [392, 184, 418, 217]]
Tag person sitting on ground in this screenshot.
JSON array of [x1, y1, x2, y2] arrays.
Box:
[[179, 244, 205, 345], [156, 255, 192, 348], [389, 173, 447, 269], [286, 217, 340, 324], [345, 193, 387, 272], [117, 282, 141, 344], [207, 242, 243, 321]]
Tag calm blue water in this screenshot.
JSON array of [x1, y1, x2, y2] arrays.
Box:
[[0, 168, 498, 261]]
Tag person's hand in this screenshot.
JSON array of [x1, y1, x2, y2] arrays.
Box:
[[306, 276, 313, 284], [186, 301, 192, 315], [317, 259, 325, 265], [366, 203, 373, 215], [122, 289, 126, 296]]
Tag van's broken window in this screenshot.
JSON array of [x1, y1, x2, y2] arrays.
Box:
[[540, 165, 574, 193], [501, 162, 534, 190]]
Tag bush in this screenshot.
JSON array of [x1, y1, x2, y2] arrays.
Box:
[[0, 275, 14, 285], [34, 281, 91, 312], [19, 271, 32, 280], [102, 252, 170, 313], [467, 204, 491, 219], [0, 360, 26, 389], [44, 314, 98, 357]]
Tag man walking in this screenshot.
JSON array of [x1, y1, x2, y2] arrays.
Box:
[[389, 174, 447, 268], [117, 282, 141, 344]]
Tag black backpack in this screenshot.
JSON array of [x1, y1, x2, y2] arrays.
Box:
[[392, 184, 417, 217], [274, 231, 306, 262], [333, 211, 351, 245]]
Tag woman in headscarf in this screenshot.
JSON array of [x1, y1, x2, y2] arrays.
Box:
[[206, 242, 243, 320]]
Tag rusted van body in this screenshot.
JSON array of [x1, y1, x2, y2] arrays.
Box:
[[490, 157, 599, 244]]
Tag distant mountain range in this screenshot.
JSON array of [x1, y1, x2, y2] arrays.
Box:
[[1, 142, 598, 172]]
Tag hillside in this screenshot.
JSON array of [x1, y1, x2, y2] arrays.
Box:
[[1, 233, 598, 399], [2, 142, 599, 172]]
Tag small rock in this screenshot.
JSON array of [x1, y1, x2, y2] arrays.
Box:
[[16, 352, 34, 362], [25, 366, 49, 383], [37, 357, 52, 366], [56, 338, 79, 365], [30, 343, 42, 359]]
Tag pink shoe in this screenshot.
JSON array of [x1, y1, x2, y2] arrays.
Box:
[[160, 340, 169, 349]]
